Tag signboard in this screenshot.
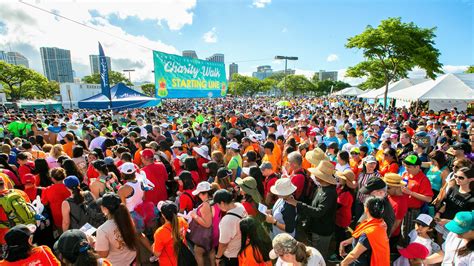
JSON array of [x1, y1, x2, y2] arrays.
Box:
[[153, 51, 227, 98]]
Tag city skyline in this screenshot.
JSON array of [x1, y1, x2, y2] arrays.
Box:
[[0, 1, 471, 84]]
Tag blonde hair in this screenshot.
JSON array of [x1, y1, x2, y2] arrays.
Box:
[[1, 144, 11, 154], [42, 144, 53, 153], [51, 144, 64, 158]]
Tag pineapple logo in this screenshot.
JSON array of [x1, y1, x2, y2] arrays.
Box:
[[220, 83, 227, 96], [157, 78, 168, 97]]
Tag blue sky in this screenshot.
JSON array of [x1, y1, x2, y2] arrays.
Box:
[[0, 0, 472, 83], [106, 0, 473, 76]]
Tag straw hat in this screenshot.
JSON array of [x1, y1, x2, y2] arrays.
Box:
[[305, 148, 328, 166], [335, 170, 355, 183], [270, 178, 297, 197], [235, 176, 262, 203], [383, 173, 404, 187], [308, 161, 336, 185]]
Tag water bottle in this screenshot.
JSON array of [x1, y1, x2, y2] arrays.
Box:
[[402, 175, 409, 187]]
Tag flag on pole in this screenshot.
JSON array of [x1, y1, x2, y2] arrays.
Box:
[[98, 42, 111, 102]]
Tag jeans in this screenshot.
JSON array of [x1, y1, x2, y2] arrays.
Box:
[[310, 233, 333, 260]]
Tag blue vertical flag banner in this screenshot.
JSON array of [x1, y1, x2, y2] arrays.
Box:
[[153, 50, 227, 98], [98, 42, 111, 101]]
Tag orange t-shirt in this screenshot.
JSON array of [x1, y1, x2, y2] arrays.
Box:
[[134, 148, 143, 167], [243, 145, 255, 155], [153, 217, 189, 266], [262, 154, 279, 172], [238, 244, 272, 266], [302, 157, 311, 170], [63, 142, 74, 157], [0, 246, 61, 265]]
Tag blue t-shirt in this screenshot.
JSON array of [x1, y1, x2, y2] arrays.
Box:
[[352, 233, 372, 265]]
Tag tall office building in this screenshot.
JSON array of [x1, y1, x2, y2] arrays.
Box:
[[0, 51, 29, 68], [40, 47, 74, 83], [89, 54, 111, 74], [206, 53, 224, 63], [182, 50, 198, 59], [318, 70, 338, 81], [229, 63, 238, 81], [252, 65, 273, 80]]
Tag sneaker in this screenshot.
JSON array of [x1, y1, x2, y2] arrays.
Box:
[[328, 253, 342, 263]]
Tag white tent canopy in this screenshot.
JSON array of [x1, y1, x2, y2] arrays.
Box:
[[332, 87, 364, 96], [388, 73, 474, 111], [358, 78, 428, 99]]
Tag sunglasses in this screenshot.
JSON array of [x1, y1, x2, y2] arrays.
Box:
[[454, 174, 466, 180], [350, 152, 359, 155]]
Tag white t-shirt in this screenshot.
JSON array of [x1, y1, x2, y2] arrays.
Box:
[[219, 203, 247, 258], [95, 219, 137, 266], [342, 142, 360, 153], [275, 247, 326, 266], [442, 232, 473, 266], [408, 229, 440, 255], [89, 136, 106, 150]]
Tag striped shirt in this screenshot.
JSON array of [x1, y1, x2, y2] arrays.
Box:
[[357, 171, 381, 203]]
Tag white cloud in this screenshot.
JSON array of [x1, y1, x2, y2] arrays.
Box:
[[252, 0, 272, 8], [294, 69, 315, 79], [337, 68, 367, 86], [326, 54, 339, 62], [281, 27, 288, 33], [408, 65, 468, 78], [202, 27, 218, 43], [0, 1, 191, 81]]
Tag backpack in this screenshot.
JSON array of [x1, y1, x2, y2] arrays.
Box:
[[67, 192, 106, 229], [180, 191, 199, 210], [0, 190, 37, 228], [296, 169, 316, 205]]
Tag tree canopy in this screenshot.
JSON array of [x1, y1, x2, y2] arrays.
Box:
[[0, 61, 58, 101], [345, 17, 443, 108], [83, 70, 133, 86], [466, 66, 474, 74], [141, 83, 155, 97]]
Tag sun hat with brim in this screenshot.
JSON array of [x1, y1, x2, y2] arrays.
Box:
[[383, 173, 404, 187], [54, 229, 89, 263], [403, 154, 421, 166], [192, 181, 212, 196], [305, 148, 328, 166], [398, 242, 429, 259], [193, 146, 211, 160], [270, 178, 297, 196], [235, 176, 262, 203], [308, 161, 336, 185], [445, 211, 474, 234], [269, 233, 298, 260], [335, 170, 355, 183]]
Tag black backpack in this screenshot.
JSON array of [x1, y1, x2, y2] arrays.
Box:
[[67, 192, 106, 229], [296, 169, 316, 205]]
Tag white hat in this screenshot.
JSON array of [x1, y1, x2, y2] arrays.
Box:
[[119, 162, 136, 174], [371, 121, 381, 127], [248, 134, 259, 143], [171, 141, 182, 149], [161, 123, 169, 128], [227, 142, 240, 150], [193, 146, 211, 160], [177, 153, 189, 162], [257, 121, 265, 127], [415, 214, 433, 227], [270, 178, 297, 196], [192, 181, 212, 196]]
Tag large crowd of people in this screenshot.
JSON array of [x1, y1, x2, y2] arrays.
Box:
[[0, 96, 472, 266]]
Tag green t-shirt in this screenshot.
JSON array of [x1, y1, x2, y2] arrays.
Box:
[[7, 121, 21, 137], [227, 155, 242, 170]]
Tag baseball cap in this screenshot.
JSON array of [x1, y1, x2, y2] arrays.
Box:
[[452, 142, 470, 154], [192, 181, 212, 196], [227, 142, 240, 150], [96, 193, 121, 212], [269, 233, 298, 259], [445, 211, 474, 234], [216, 167, 232, 179], [350, 147, 360, 154], [104, 157, 115, 166], [259, 162, 273, 171], [359, 177, 386, 194], [415, 214, 433, 227], [141, 148, 155, 160], [171, 141, 183, 149], [398, 242, 429, 259], [403, 154, 421, 166], [63, 175, 80, 189], [364, 155, 377, 163], [54, 229, 90, 263], [5, 224, 36, 247], [119, 162, 136, 174]]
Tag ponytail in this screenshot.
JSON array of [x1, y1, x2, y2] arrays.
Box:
[[294, 242, 311, 265], [72, 186, 85, 205], [170, 213, 181, 255], [110, 204, 137, 250]]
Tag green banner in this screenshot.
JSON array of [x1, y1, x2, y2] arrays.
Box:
[[153, 51, 227, 98]]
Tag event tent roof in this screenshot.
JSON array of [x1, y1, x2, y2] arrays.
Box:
[[358, 78, 428, 99], [78, 82, 160, 109], [332, 87, 364, 96], [388, 73, 474, 101]]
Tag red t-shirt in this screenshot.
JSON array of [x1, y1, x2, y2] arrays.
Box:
[[336, 188, 353, 228], [388, 194, 408, 236], [173, 157, 182, 175], [403, 171, 433, 209], [179, 190, 195, 213], [19, 161, 35, 184], [290, 170, 306, 200], [379, 162, 399, 177], [86, 163, 99, 182], [142, 162, 169, 204], [191, 171, 200, 186], [263, 174, 278, 198], [41, 183, 71, 227], [197, 157, 209, 183], [242, 201, 257, 216]]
